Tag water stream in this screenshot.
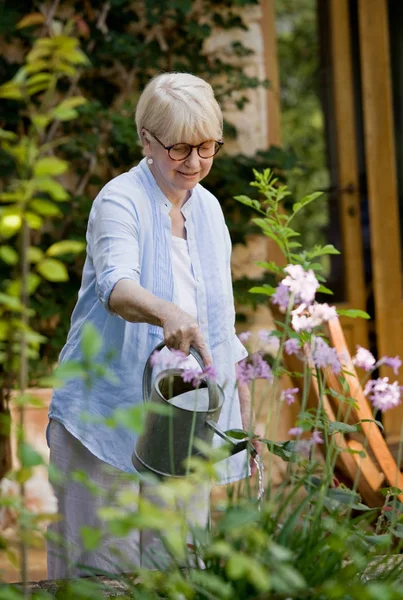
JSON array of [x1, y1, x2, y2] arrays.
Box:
[[253, 454, 265, 509]]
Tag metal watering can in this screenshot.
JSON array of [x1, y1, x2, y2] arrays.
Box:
[[132, 342, 254, 478]]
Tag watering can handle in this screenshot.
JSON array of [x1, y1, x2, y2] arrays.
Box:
[[142, 342, 221, 412]]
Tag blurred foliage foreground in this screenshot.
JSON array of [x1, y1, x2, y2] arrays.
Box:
[[3, 5, 403, 600]]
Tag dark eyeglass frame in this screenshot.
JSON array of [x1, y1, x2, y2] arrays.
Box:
[[145, 129, 224, 160]]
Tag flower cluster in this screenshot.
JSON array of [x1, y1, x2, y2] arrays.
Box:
[[150, 348, 187, 369], [284, 338, 301, 355], [236, 352, 273, 386], [311, 336, 342, 374], [182, 365, 217, 387], [287, 428, 324, 458], [238, 331, 252, 344], [352, 346, 376, 371], [258, 329, 280, 354], [282, 264, 320, 305], [272, 283, 291, 312], [364, 377, 402, 412], [352, 346, 402, 376], [150, 349, 217, 388], [291, 302, 337, 332], [281, 387, 299, 405]]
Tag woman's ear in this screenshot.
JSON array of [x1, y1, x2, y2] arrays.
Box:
[[141, 128, 150, 149]]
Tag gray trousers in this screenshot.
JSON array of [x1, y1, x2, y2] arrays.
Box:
[[47, 420, 210, 578]]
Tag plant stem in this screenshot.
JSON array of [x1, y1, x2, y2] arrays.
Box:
[[19, 218, 30, 597]]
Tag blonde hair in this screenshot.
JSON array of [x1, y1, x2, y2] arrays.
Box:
[[135, 72, 223, 145]]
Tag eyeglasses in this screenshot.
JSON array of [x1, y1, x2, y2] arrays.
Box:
[[146, 130, 224, 161]]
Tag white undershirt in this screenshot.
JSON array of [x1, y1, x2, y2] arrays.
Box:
[[171, 236, 198, 320], [157, 236, 200, 372]]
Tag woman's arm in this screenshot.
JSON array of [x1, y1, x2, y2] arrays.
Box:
[[109, 279, 212, 365]]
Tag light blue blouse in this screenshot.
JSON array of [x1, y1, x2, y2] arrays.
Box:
[[49, 158, 248, 483]]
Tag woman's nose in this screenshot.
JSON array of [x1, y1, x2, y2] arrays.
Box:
[[184, 147, 200, 167]]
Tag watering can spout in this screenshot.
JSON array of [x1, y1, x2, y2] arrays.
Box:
[[206, 420, 257, 458]]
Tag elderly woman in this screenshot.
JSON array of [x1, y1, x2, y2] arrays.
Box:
[[47, 72, 258, 578]]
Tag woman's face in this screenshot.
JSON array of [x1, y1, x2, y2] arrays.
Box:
[[143, 130, 215, 201]]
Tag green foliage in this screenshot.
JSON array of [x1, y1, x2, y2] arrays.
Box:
[[0, 18, 88, 400]]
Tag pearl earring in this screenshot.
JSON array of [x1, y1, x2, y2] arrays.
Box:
[[147, 157, 153, 165]]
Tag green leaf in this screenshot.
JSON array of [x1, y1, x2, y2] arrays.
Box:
[[0, 245, 18, 265], [34, 177, 69, 201], [80, 526, 103, 551], [7, 274, 41, 297], [361, 418, 384, 431], [234, 195, 261, 211], [289, 191, 323, 221], [0, 82, 23, 100], [18, 442, 44, 467], [34, 157, 68, 177], [307, 244, 341, 258], [31, 114, 51, 130], [27, 246, 44, 263], [46, 240, 86, 256], [81, 322, 102, 360], [51, 96, 87, 120], [317, 284, 333, 295], [260, 439, 301, 462], [30, 198, 62, 217], [37, 258, 69, 282], [12, 393, 46, 408], [55, 96, 87, 110], [0, 129, 17, 141], [54, 361, 84, 380], [337, 308, 370, 320], [17, 13, 46, 28], [64, 49, 90, 66], [249, 285, 276, 295], [326, 487, 361, 506], [189, 571, 233, 600], [255, 260, 282, 274], [51, 107, 78, 121], [224, 428, 249, 440], [328, 421, 360, 434], [25, 211, 43, 230]]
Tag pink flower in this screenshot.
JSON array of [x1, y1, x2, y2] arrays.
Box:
[[291, 304, 314, 332], [182, 365, 217, 387], [308, 303, 338, 327], [238, 331, 252, 344], [236, 353, 273, 386], [311, 430, 324, 445], [288, 426, 303, 437], [311, 336, 342, 374], [282, 264, 320, 305], [291, 302, 337, 332], [272, 283, 291, 312], [364, 377, 401, 412], [284, 338, 300, 355], [352, 346, 376, 372], [281, 387, 299, 405], [378, 356, 402, 375], [258, 330, 280, 353], [150, 349, 187, 369], [294, 440, 312, 458]]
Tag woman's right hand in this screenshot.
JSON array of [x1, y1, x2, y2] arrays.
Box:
[[160, 305, 212, 366]]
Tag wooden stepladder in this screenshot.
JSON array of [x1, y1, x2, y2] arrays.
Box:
[[282, 317, 403, 506]]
